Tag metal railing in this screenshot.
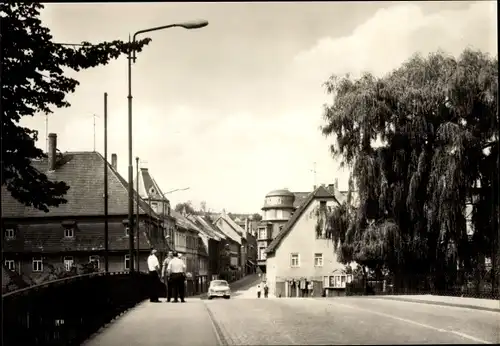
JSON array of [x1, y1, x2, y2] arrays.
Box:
[[2, 271, 149, 346]]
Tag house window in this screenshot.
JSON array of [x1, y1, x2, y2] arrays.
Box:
[[320, 201, 327, 210], [314, 253, 323, 267], [290, 253, 300, 267], [63, 256, 74, 271], [5, 260, 15, 271], [124, 254, 130, 270], [258, 229, 267, 240], [276, 210, 283, 219], [125, 227, 130, 237], [32, 257, 43, 272], [64, 228, 74, 238], [151, 202, 158, 213], [89, 255, 100, 269], [4, 228, 15, 240], [259, 247, 267, 260]]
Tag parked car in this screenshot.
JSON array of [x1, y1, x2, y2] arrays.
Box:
[[208, 280, 231, 300]]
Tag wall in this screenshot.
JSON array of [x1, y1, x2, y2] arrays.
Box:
[[266, 199, 344, 296], [264, 209, 293, 221]]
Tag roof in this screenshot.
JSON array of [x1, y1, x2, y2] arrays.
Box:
[[2, 221, 156, 253], [213, 213, 245, 242], [265, 185, 340, 255], [187, 215, 222, 241], [170, 209, 201, 233], [1, 152, 160, 219], [292, 192, 310, 208], [266, 189, 295, 197], [134, 167, 170, 203]]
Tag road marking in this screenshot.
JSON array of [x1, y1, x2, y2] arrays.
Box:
[[325, 300, 492, 344], [204, 303, 229, 346]]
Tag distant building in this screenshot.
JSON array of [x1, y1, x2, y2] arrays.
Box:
[[265, 185, 352, 298], [257, 180, 348, 273], [213, 211, 245, 278], [1, 134, 168, 284]]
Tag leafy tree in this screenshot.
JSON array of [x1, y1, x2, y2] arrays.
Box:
[[321, 49, 498, 293], [251, 213, 263, 222], [175, 201, 196, 215], [1, 3, 150, 212]]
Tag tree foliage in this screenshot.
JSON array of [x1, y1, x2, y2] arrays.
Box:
[[175, 201, 196, 215], [1, 3, 151, 212], [251, 213, 263, 222], [322, 49, 498, 292]]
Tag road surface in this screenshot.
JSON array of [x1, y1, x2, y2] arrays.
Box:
[[84, 289, 499, 345]]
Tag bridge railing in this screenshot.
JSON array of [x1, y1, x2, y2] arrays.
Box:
[[2, 271, 149, 346]]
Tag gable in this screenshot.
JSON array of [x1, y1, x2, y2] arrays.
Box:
[[215, 217, 241, 244], [266, 185, 339, 255]]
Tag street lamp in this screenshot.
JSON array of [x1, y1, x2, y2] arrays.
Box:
[[164, 187, 190, 195], [127, 20, 208, 273]]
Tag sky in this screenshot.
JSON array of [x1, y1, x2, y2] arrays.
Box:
[[21, 1, 497, 214]]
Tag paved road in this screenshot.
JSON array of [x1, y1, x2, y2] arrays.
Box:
[[84, 294, 499, 345]]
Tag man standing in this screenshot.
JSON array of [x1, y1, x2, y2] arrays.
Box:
[[161, 251, 174, 302], [167, 251, 186, 303], [147, 249, 160, 303]]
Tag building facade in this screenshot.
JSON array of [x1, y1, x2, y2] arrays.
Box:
[[265, 185, 352, 298], [1, 134, 168, 285]]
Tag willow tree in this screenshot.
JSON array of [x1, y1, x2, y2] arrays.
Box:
[[321, 49, 498, 292], [1, 3, 150, 212]]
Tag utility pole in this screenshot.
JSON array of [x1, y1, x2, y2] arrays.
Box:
[[104, 93, 109, 273], [45, 114, 49, 154], [136, 157, 140, 272]]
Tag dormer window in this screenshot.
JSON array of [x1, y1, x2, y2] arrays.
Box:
[[64, 228, 74, 238], [4, 228, 15, 240]]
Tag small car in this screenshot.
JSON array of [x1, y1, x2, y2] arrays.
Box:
[[207, 280, 231, 299]]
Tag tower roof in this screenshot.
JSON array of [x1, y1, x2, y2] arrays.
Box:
[[265, 189, 295, 197], [134, 167, 169, 202]]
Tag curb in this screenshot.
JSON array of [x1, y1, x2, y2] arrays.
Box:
[[371, 296, 500, 313]]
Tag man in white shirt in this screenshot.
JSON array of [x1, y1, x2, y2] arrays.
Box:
[[161, 251, 174, 302], [167, 252, 187, 303], [147, 249, 160, 303]]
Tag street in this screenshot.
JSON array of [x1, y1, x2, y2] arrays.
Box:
[[84, 287, 499, 345]]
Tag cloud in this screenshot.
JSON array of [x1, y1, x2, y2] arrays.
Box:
[[290, 1, 497, 84]]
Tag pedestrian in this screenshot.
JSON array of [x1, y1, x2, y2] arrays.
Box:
[[263, 282, 269, 298], [147, 249, 161, 303], [161, 251, 174, 302], [308, 281, 314, 297], [257, 283, 262, 298], [167, 251, 186, 303]]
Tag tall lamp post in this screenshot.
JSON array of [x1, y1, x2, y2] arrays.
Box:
[[127, 20, 208, 272]]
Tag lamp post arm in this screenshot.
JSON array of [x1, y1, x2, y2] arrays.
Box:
[[131, 24, 178, 62]]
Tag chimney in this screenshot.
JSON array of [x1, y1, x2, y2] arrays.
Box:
[[313, 185, 317, 190], [245, 218, 249, 233], [335, 178, 339, 190], [111, 153, 117, 170], [48, 133, 57, 171], [222, 209, 226, 216]]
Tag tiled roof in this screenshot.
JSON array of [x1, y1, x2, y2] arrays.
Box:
[[266, 186, 340, 255], [134, 167, 169, 202], [2, 221, 155, 253], [170, 210, 200, 233], [187, 215, 221, 241], [1, 152, 160, 219], [292, 192, 311, 208]]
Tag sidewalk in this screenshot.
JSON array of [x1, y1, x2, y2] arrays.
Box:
[[371, 294, 500, 312], [83, 300, 221, 346]]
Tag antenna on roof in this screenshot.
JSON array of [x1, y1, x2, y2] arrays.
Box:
[[310, 162, 317, 189]]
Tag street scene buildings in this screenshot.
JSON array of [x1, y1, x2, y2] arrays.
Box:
[[1, 2, 498, 346]]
